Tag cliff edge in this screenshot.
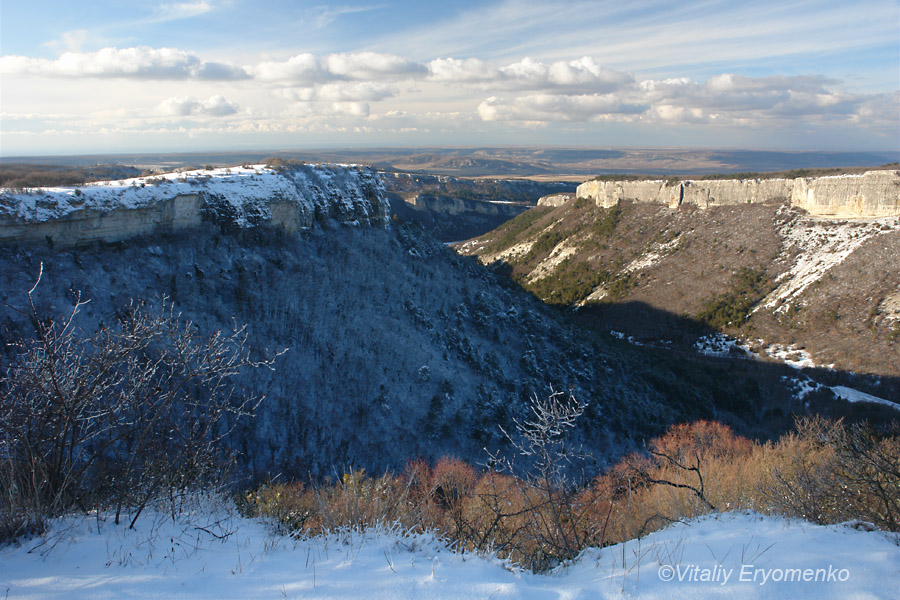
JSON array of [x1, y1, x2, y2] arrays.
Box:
[[0, 163, 389, 246], [576, 170, 900, 218]]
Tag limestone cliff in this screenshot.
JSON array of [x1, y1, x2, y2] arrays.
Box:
[[536, 193, 575, 207], [791, 170, 900, 218], [575, 170, 900, 217], [405, 193, 526, 218], [0, 164, 389, 246]]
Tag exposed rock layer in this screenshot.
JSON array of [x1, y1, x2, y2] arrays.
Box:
[[0, 164, 389, 246], [575, 171, 900, 217]]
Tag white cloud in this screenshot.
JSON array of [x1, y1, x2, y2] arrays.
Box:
[[275, 88, 318, 102], [285, 101, 371, 118], [317, 82, 397, 102], [473, 70, 892, 127], [158, 95, 239, 117], [477, 93, 647, 122], [322, 52, 427, 80], [252, 54, 325, 84], [428, 55, 633, 93], [651, 105, 710, 124], [0, 47, 250, 80], [428, 57, 498, 82], [251, 52, 424, 85]]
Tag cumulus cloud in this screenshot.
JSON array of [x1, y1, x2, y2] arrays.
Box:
[[286, 101, 371, 118], [430, 55, 633, 93], [158, 95, 239, 117], [0, 46, 250, 80], [253, 52, 426, 85], [323, 52, 426, 79], [317, 82, 397, 102], [428, 57, 498, 82], [473, 70, 887, 126], [252, 53, 325, 84], [634, 73, 870, 123], [477, 93, 647, 122]]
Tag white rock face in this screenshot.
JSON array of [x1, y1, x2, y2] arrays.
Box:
[[0, 164, 389, 246], [575, 171, 900, 217], [791, 170, 900, 218], [536, 193, 575, 207]]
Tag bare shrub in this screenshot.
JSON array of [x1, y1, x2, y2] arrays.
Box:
[[0, 269, 280, 542], [479, 390, 601, 570], [759, 417, 900, 530], [242, 416, 899, 573]]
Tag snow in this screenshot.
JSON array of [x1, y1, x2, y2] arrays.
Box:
[[762, 215, 899, 313], [527, 243, 576, 282], [0, 164, 386, 227], [783, 376, 824, 401], [782, 378, 900, 412], [831, 386, 900, 411], [2, 507, 897, 599], [624, 235, 682, 274], [763, 343, 817, 369], [694, 334, 754, 358]]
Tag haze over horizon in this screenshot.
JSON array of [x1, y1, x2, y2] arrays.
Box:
[[1, 0, 898, 157]]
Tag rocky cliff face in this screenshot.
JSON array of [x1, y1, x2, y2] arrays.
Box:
[[406, 193, 526, 218], [791, 170, 900, 218], [576, 171, 899, 217], [0, 164, 389, 246]]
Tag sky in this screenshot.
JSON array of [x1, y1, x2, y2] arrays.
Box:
[[1, 0, 898, 156]]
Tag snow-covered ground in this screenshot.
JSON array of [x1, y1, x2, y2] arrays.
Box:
[[762, 343, 819, 369], [2, 507, 897, 599], [831, 385, 900, 411], [762, 214, 899, 313], [0, 163, 385, 226], [782, 376, 900, 411], [694, 333, 754, 358]]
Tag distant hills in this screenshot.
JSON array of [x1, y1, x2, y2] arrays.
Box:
[[4, 147, 898, 179]]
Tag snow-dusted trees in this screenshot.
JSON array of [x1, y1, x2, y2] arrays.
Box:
[[0, 268, 280, 540]]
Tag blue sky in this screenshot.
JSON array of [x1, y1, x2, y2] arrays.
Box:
[[1, 0, 898, 156]]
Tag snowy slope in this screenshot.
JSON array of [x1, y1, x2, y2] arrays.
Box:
[[2, 507, 897, 599]]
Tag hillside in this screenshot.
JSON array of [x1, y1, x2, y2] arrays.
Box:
[[458, 179, 900, 401], [0, 164, 832, 481], [383, 172, 572, 241]]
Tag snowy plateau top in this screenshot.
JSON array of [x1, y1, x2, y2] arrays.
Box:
[[0, 164, 389, 246]]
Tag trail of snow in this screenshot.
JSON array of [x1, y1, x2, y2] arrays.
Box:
[[763, 343, 819, 369], [527, 242, 576, 282], [762, 215, 899, 313], [2, 509, 896, 599], [831, 386, 900, 411], [624, 235, 682, 274], [694, 333, 754, 357]]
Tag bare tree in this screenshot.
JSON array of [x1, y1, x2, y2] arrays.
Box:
[[484, 390, 595, 570], [0, 266, 282, 540]]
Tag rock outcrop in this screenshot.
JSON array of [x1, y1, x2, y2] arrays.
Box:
[[0, 164, 389, 247], [576, 170, 900, 218], [404, 193, 526, 218], [791, 170, 900, 218], [536, 193, 575, 207]]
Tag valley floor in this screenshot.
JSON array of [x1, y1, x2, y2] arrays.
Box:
[[2, 505, 897, 599]]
